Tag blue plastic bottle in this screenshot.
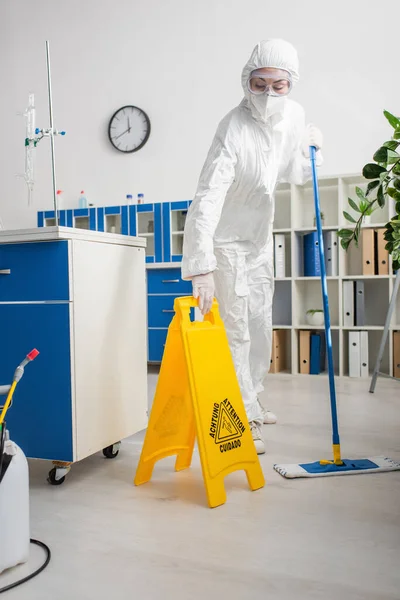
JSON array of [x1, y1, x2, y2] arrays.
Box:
[[78, 190, 88, 209], [126, 194, 133, 205]]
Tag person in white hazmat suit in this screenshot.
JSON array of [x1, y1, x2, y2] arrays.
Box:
[[181, 39, 322, 454]]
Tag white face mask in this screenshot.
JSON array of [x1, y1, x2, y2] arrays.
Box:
[[250, 94, 287, 122]]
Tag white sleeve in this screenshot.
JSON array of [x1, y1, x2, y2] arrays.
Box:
[[181, 116, 237, 279], [281, 105, 323, 186]]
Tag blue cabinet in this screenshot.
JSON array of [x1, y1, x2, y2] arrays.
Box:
[[0, 241, 70, 302], [147, 268, 191, 363], [148, 329, 168, 363], [0, 240, 73, 461], [0, 303, 74, 461], [96, 206, 129, 236]]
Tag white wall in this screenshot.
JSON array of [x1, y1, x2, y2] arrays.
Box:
[[1, 0, 399, 229]]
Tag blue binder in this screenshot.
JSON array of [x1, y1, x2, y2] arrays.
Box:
[[304, 232, 321, 277], [310, 332, 326, 375]]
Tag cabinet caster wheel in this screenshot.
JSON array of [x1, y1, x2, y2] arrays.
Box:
[[103, 442, 121, 459], [47, 467, 65, 486]]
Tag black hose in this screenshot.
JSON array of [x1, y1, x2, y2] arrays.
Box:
[[0, 539, 51, 594]]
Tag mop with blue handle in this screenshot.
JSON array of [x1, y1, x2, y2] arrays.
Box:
[[274, 146, 400, 478]]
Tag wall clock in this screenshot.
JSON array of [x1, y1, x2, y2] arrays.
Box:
[[108, 105, 151, 153]]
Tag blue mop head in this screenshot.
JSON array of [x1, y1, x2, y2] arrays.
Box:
[[274, 457, 400, 479]]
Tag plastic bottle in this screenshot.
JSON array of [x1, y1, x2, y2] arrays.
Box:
[[137, 193, 144, 205], [0, 436, 30, 574], [78, 191, 88, 209], [126, 194, 133, 205]]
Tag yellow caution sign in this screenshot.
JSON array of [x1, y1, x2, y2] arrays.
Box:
[[134, 297, 265, 508]]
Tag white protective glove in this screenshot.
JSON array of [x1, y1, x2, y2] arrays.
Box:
[[192, 272, 215, 315], [302, 123, 323, 157]]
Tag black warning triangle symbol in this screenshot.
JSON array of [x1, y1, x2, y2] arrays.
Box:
[[215, 405, 242, 444]]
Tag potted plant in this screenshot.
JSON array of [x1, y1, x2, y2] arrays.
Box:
[[338, 110, 400, 268], [306, 308, 324, 326]]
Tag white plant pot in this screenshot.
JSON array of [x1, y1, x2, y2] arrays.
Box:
[[363, 215, 372, 225], [306, 311, 324, 326]]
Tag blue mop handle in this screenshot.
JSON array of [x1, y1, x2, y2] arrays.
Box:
[[309, 146, 340, 448]]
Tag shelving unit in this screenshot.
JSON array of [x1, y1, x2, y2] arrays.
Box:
[[272, 173, 397, 377], [37, 174, 397, 375]]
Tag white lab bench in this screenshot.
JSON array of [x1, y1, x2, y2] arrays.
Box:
[[0, 227, 148, 484]]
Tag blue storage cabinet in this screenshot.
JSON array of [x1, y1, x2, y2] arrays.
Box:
[[147, 268, 191, 362], [0, 303, 74, 461], [96, 205, 129, 236], [0, 241, 74, 461]]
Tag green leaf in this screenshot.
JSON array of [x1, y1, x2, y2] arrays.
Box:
[[365, 180, 380, 196], [394, 129, 400, 140], [384, 231, 394, 242], [387, 149, 400, 163], [393, 162, 400, 175], [373, 146, 388, 163], [385, 241, 394, 252], [340, 238, 350, 251], [383, 140, 400, 150], [355, 186, 366, 201], [354, 225, 361, 246], [384, 110, 400, 129], [377, 184, 385, 208], [348, 197, 360, 213], [391, 190, 400, 202], [360, 199, 376, 215], [363, 163, 387, 179], [393, 178, 400, 191], [337, 228, 353, 239], [396, 201, 400, 214], [343, 211, 356, 223]]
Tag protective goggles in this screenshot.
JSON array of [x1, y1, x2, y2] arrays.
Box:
[[247, 69, 292, 97]]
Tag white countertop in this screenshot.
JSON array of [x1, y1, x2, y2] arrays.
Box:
[[0, 227, 146, 248]]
